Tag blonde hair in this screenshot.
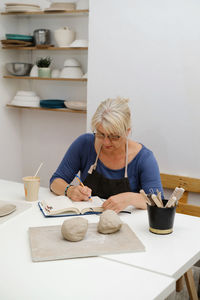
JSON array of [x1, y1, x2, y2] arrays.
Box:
[[91, 97, 131, 137]]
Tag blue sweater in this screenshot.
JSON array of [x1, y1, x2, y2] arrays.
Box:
[[50, 133, 163, 196]]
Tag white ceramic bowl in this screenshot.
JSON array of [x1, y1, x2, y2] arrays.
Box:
[[60, 67, 83, 78], [29, 65, 38, 77], [51, 69, 60, 78], [11, 100, 40, 107], [54, 27, 75, 47], [63, 58, 80, 67], [16, 90, 36, 97], [13, 95, 40, 102], [6, 62, 33, 76]]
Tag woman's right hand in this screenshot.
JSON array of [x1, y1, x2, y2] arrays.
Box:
[[67, 185, 92, 201]]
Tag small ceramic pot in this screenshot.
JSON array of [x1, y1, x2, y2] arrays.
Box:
[[54, 27, 75, 47], [38, 67, 51, 78]]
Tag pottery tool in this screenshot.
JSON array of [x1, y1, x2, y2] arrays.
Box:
[[140, 189, 152, 206], [156, 189, 162, 202], [34, 162, 43, 177], [146, 194, 155, 206], [166, 187, 185, 207], [75, 174, 92, 200], [155, 190, 163, 207], [165, 196, 177, 208], [151, 194, 164, 207]]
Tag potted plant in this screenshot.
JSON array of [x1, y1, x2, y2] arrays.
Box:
[[36, 56, 52, 78]]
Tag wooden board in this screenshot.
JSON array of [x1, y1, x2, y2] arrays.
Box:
[[29, 223, 145, 262]]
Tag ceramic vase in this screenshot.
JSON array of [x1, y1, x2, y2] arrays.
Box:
[[38, 67, 51, 78]]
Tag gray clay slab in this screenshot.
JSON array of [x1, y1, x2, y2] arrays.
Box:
[[29, 223, 145, 262], [0, 200, 32, 225]]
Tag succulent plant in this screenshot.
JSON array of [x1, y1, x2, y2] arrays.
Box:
[[36, 56, 52, 68]]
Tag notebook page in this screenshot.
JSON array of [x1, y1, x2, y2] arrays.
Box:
[[71, 196, 104, 210]]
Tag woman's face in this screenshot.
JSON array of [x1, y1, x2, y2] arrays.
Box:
[[95, 124, 127, 152]]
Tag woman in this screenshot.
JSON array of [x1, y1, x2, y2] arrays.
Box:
[[50, 97, 163, 213]]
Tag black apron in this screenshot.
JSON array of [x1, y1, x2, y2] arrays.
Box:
[[83, 139, 131, 199]]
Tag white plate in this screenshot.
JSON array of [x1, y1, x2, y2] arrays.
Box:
[[63, 58, 81, 67], [6, 6, 41, 12], [5, 3, 40, 8], [64, 101, 87, 110], [0, 204, 16, 217]]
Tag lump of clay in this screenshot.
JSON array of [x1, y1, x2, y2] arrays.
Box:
[[98, 210, 122, 234], [61, 217, 88, 242]]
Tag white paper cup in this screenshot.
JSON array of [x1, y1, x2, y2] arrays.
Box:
[[23, 176, 40, 201]]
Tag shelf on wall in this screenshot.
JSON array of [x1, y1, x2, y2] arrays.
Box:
[[2, 46, 88, 50], [1, 10, 89, 16], [6, 104, 86, 114], [3, 76, 87, 81]]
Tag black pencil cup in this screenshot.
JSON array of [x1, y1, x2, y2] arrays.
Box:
[[147, 200, 176, 235]]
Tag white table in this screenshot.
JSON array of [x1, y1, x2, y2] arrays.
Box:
[[0, 180, 177, 300], [101, 209, 200, 280]]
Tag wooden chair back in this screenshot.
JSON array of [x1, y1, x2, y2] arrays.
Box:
[[160, 173, 200, 217]]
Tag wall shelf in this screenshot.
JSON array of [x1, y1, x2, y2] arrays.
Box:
[[2, 46, 88, 50], [1, 10, 89, 16], [3, 76, 87, 81], [6, 104, 86, 114], [2, 9, 88, 118]]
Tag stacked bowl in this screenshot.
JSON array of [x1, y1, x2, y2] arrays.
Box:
[[10, 91, 40, 107], [60, 58, 83, 78]]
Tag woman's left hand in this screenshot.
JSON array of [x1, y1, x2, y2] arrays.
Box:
[[102, 193, 132, 213]]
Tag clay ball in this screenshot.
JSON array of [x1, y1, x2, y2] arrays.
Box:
[[98, 210, 122, 234], [61, 217, 88, 242]]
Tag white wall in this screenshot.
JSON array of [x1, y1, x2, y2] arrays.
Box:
[[0, 5, 22, 181], [21, 110, 86, 187], [87, 0, 200, 180]]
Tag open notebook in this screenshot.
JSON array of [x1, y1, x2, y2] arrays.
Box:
[[39, 196, 104, 217], [39, 195, 132, 217]]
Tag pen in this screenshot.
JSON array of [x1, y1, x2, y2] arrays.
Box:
[[75, 174, 92, 200]]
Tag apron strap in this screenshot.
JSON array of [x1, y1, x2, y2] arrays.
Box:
[[88, 144, 102, 174], [88, 139, 129, 178], [124, 138, 128, 178]]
